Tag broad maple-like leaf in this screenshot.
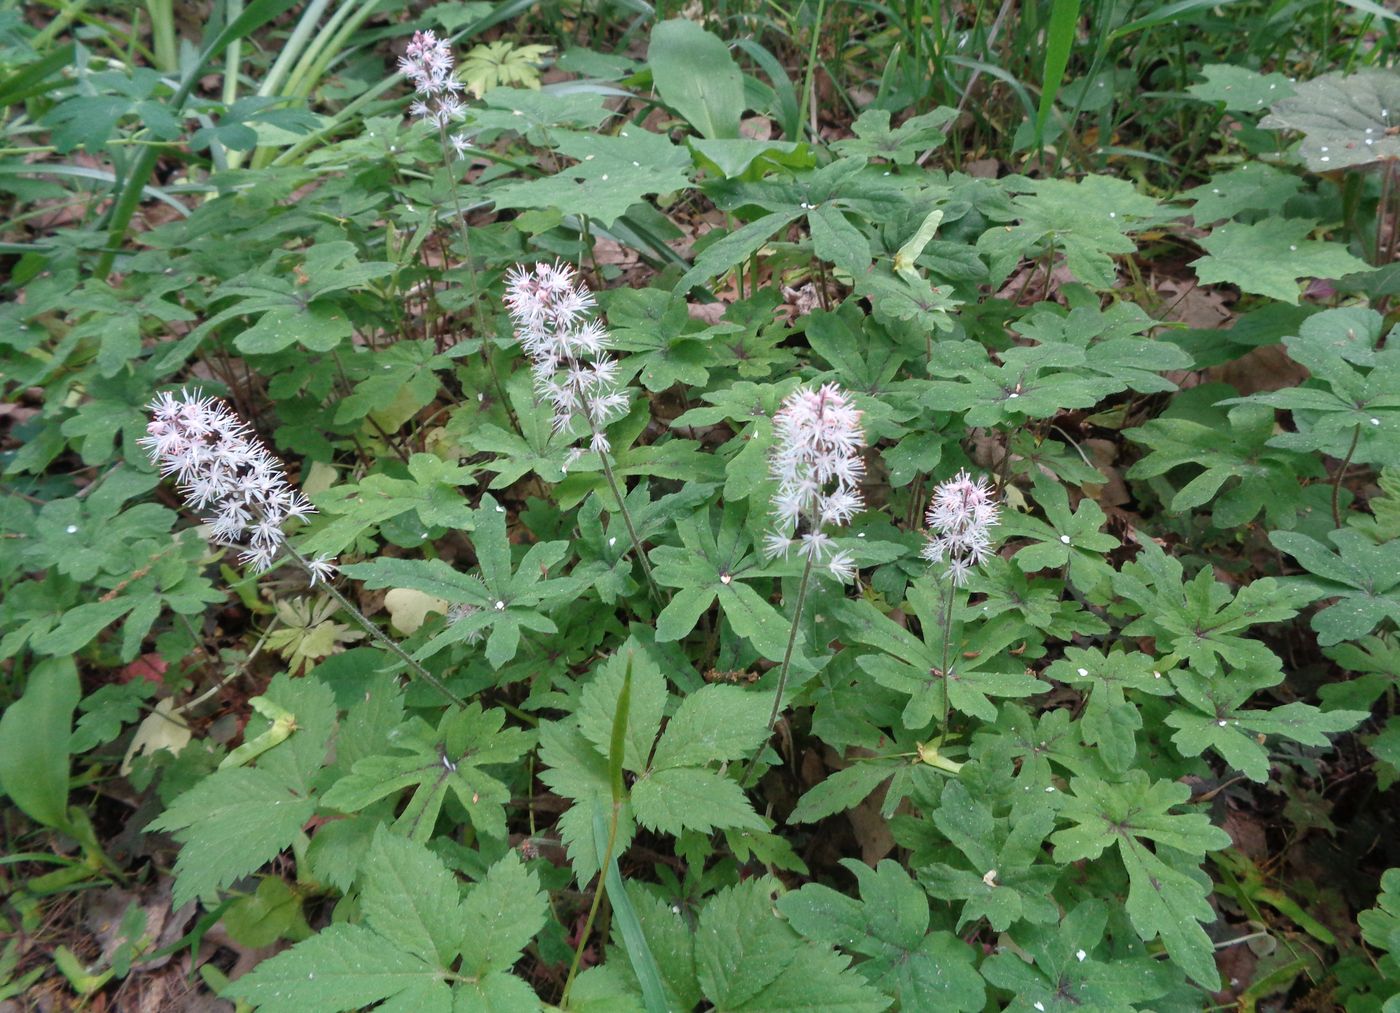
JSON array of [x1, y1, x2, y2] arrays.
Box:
[[1191, 218, 1372, 304], [1261, 69, 1400, 172], [1051, 771, 1231, 989]]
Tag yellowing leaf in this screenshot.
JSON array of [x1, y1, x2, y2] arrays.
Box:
[[383, 587, 448, 635], [460, 42, 552, 98], [121, 698, 192, 775]]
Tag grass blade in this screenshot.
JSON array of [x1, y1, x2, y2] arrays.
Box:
[[593, 805, 669, 1013], [1110, 0, 1247, 39], [0, 43, 75, 107], [609, 656, 633, 806], [1035, 0, 1081, 149], [1336, 0, 1400, 23]]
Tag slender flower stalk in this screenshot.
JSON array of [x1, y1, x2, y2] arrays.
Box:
[[922, 469, 1000, 734], [744, 383, 866, 786], [141, 389, 463, 708], [283, 546, 465, 708], [400, 30, 509, 420], [504, 261, 662, 603]]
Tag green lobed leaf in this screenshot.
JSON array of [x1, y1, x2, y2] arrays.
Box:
[[1051, 772, 1231, 988], [1181, 162, 1303, 223], [1188, 63, 1296, 111], [358, 827, 464, 967], [576, 646, 667, 775], [222, 923, 448, 1012], [779, 860, 983, 1010], [492, 126, 692, 227], [458, 851, 548, 977], [1260, 70, 1400, 172], [148, 766, 317, 909], [1191, 218, 1372, 304], [649, 684, 770, 769], [788, 761, 897, 824], [631, 766, 764, 836], [695, 878, 888, 1012]]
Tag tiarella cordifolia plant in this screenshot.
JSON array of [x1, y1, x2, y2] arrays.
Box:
[[399, 29, 499, 411], [502, 259, 659, 602], [139, 389, 332, 581], [139, 390, 462, 706], [923, 468, 1000, 587], [398, 29, 466, 140], [746, 382, 867, 768], [764, 382, 866, 582], [923, 468, 1000, 736], [504, 259, 630, 457]]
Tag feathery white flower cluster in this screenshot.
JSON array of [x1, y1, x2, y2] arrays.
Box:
[[399, 29, 469, 151], [764, 383, 866, 582], [922, 469, 1000, 586], [504, 261, 630, 456], [139, 389, 333, 581]]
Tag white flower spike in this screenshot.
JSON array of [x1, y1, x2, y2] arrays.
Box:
[[139, 389, 328, 577], [399, 30, 465, 129], [504, 260, 629, 450], [922, 469, 1000, 586], [765, 383, 867, 581]]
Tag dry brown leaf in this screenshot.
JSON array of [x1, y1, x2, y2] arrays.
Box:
[[1209, 343, 1309, 396]]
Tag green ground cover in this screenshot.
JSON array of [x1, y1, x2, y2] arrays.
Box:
[[3, 2, 1400, 1009]]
